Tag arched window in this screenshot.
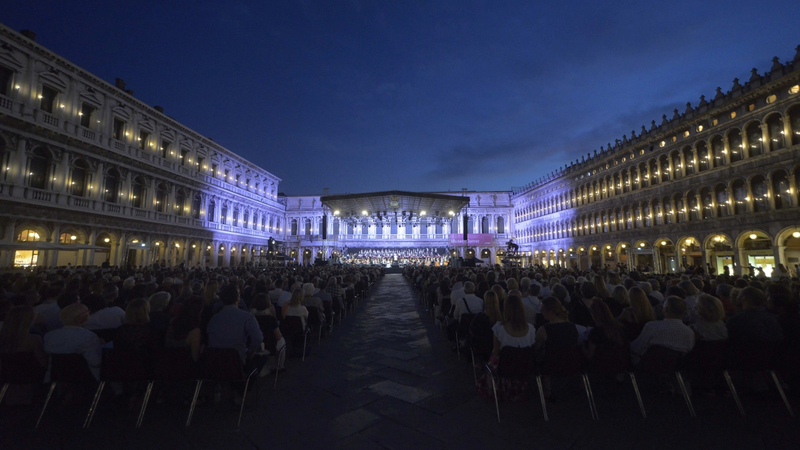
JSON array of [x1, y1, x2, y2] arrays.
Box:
[[728, 129, 743, 162], [773, 171, 792, 209], [751, 175, 769, 212], [672, 152, 682, 179], [732, 180, 747, 215], [658, 155, 670, 182], [789, 105, 800, 146], [175, 189, 187, 216], [643, 205, 651, 227], [766, 115, 785, 151], [291, 219, 298, 235], [131, 176, 145, 208], [700, 188, 713, 219], [682, 147, 695, 175], [746, 122, 764, 157], [155, 183, 168, 213], [104, 168, 121, 203], [243, 211, 250, 228], [710, 136, 726, 166], [662, 197, 673, 224], [191, 193, 202, 219], [497, 216, 504, 234], [696, 142, 709, 172], [654, 201, 663, 226], [16, 229, 42, 241], [71, 159, 90, 197], [649, 160, 659, 185], [220, 203, 228, 225], [232, 207, 239, 226], [687, 191, 699, 221], [207, 200, 216, 222], [481, 217, 489, 233], [714, 185, 729, 217], [261, 216, 266, 231], [28, 147, 51, 190], [304, 218, 311, 235]]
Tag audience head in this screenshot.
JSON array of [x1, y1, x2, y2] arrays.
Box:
[[610, 285, 630, 307], [590, 298, 623, 345], [628, 287, 656, 323], [678, 280, 699, 296], [289, 288, 304, 307], [252, 293, 270, 313], [125, 298, 150, 324], [0, 305, 36, 352], [169, 297, 204, 340], [463, 281, 475, 294], [502, 293, 526, 331], [738, 286, 766, 309], [663, 296, 687, 319], [483, 290, 502, 323], [541, 297, 568, 321], [219, 284, 240, 306], [695, 294, 725, 322], [60, 302, 90, 327], [148, 291, 170, 312], [580, 281, 597, 300], [302, 283, 315, 297]]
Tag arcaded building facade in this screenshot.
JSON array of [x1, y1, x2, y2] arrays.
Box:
[[1, 23, 799, 275], [0, 25, 285, 269], [511, 49, 800, 276]]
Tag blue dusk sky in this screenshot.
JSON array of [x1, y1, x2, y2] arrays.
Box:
[[3, 1, 800, 195]]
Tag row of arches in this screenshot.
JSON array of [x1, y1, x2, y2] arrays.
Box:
[[524, 227, 800, 276], [516, 105, 800, 221], [518, 168, 799, 244]]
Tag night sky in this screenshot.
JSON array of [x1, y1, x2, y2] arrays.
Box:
[[4, 1, 800, 195]]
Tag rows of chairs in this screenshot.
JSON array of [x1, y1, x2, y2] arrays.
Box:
[[481, 341, 797, 423], [0, 279, 380, 430]]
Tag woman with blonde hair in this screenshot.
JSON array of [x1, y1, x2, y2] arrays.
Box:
[[492, 284, 507, 313], [478, 294, 536, 401], [690, 294, 728, 341], [607, 285, 630, 317], [0, 305, 47, 366], [115, 299, 160, 352], [469, 290, 503, 361], [593, 276, 612, 300], [618, 287, 656, 341], [282, 288, 308, 327]]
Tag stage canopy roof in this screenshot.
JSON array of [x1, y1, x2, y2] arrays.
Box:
[[320, 191, 470, 221]]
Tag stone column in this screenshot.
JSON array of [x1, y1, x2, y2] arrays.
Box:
[[14, 138, 27, 186]]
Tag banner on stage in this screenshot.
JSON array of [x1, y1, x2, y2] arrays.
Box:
[[448, 233, 493, 246]]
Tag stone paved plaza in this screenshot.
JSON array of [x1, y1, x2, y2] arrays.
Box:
[[2, 273, 799, 450]]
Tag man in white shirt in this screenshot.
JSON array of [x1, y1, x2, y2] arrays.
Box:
[[277, 282, 301, 308], [630, 296, 695, 365], [82, 286, 126, 330], [44, 303, 104, 380], [452, 281, 484, 322], [519, 278, 541, 324]]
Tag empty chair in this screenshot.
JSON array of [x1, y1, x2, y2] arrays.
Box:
[[0, 352, 46, 407], [681, 340, 743, 416], [586, 344, 645, 418], [484, 345, 536, 423], [537, 345, 597, 421], [201, 348, 260, 429], [36, 353, 96, 428], [635, 345, 695, 417], [280, 315, 310, 361], [150, 347, 202, 427], [84, 348, 152, 428], [305, 306, 324, 344], [725, 342, 794, 416]]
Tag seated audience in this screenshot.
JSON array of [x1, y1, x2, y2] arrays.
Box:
[[690, 294, 728, 341], [727, 286, 783, 344], [629, 296, 695, 365], [44, 303, 104, 380], [115, 299, 161, 352]]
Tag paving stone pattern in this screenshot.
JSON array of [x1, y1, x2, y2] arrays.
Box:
[[2, 273, 799, 449]]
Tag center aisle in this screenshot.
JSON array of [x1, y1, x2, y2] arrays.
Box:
[[241, 272, 504, 450]]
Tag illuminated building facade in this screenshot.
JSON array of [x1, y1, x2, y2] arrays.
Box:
[[511, 47, 800, 276], [1, 23, 799, 275], [0, 25, 285, 268]]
